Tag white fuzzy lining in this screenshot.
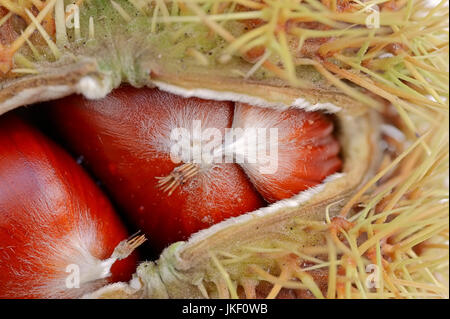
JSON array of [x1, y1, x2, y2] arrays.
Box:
[[0, 84, 73, 116], [0, 75, 111, 116], [1, 76, 341, 115], [153, 81, 342, 113], [182, 172, 345, 249]]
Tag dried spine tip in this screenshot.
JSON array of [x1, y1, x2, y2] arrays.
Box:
[[0, 11, 12, 28], [55, 0, 68, 45], [112, 233, 147, 260], [186, 48, 209, 66], [88, 16, 95, 40], [25, 8, 60, 59], [156, 162, 200, 196], [128, 0, 146, 13], [10, 68, 39, 74], [111, 0, 132, 22], [0, 0, 58, 73]]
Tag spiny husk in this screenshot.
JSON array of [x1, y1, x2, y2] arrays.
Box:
[[0, 0, 448, 299], [0, 0, 379, 113]]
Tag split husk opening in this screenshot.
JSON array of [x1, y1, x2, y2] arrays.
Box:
[[0, 0, 448, 299]]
